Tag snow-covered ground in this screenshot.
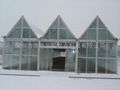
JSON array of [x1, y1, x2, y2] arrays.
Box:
[[0, 65, 120, 90]]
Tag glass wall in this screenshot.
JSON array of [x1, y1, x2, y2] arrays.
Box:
[[98, 42, 117, 73], [43, 16, 75, 40], [78, 42, 96, 73], [21, 41, 38, 70], [3, 41, 21, 70], [3, 16, 118, 74], [78, 16, 117, 74], [78, 42, 117, 74], [3, 41, 38, 70], [66, 49, 76, 72], [39, 48, 53, 70], [39, 48, 75, 72], [7, 16, 37, 39], [3, 16, 39, 70]]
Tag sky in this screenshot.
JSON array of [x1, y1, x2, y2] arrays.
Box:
[[0, 0, 120, 43]]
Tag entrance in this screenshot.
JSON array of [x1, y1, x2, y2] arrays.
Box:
[[52, 57, 65, 71]]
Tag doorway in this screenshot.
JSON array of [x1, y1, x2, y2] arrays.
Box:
[[52, 57, 65, 71]]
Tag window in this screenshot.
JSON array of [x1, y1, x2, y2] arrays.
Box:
[[78, 58, 86, 73], [21, 56, 29, 70], [79, 42, 87, 57], [106, 59, 117, 73], [97, 59, 106, 73], [87, 42, 96, 57], [30, 56, 37, 70], [87, 29, 96, 40], [87, 58, 95, 73], [98, 42, 107, 57]]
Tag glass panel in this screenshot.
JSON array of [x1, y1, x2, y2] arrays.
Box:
[[22, 42, 29, 55], [67, 30, 76, 39], [23, 19, 29, 28], [98, 19, 106, 28], [49, 18, 58, 29], [78, 58, 86, 73], [87, 30, 96, 40], [79, 42, 87, 57], [97, 59, 106, 73], [98, 42, 107, 57], [106, 30, 114, 40], [98, 29, 106, 40], [66, 49, 76, 72], [13, 41, 21, 54], [8, 31, 14, 38], [15, 19, 22, 27], [80, 32, 87, 40], [40, 48, 51, 70], [59, 18, 67, 29], [59, 29, 67, 39], [30, 42, 38, 55], [87, 58, 95, 73], [89, 18, 97, 28], [107, 59, 117, 74], [43, 31, 49, 39], [106, 43, 116, 57], [88, 42, 96, 57], [30, 30, 37, 38], [4, 41, 13, 54], [21, 56, 29, 70], [22, 28, 36, 38], [30, 56, 37, 70], [3, 55, 12, 69], [13, 29, 21, 38], [50, 29, 57, 39], [12, 56, 20, 69], [8, 28, 21, 38], [22, 29, 30, 38]]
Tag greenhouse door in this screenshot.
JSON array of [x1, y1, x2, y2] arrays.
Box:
[[52, 57, 65, 71]]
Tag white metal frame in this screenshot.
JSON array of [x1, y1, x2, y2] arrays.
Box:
[[3, 15, 118, 74]]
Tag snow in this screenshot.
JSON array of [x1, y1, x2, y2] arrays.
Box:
[[29, 24, 44, 38], [0, 66, 120, 90]]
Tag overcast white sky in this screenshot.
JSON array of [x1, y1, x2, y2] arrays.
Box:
[[0, 0, 120, 43]]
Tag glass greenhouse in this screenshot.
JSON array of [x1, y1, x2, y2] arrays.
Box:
[[3, 15, 118, 74]]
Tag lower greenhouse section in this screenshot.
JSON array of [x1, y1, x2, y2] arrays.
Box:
[[3, 55, 37, 70], [78, 58, 117, 74], [77, 41, 117, 74], [3, 41, 117, 74], [3, 49, 117, 74], [3, 48, 76, 72]]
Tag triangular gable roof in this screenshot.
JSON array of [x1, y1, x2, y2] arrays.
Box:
[[42, 15, 76, 40], [79, 16, 115, 40], [6, 16, 44, 38]]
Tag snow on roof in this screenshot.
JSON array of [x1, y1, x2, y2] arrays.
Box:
[[29, 24, 44, 38]]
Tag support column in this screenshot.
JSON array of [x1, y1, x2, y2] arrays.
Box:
[[19, 40, 22, 70], [95, 16, 99, 73], [75, 40, 79, 73], [2, 39, 5, 69], [116, 42, 119, 74], [37, 40, 40, 71]]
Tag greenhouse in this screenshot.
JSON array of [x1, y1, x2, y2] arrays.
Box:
[[3, 15, 118, 74]]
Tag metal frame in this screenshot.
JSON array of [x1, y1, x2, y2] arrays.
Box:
[[3, 15, 118, 74]]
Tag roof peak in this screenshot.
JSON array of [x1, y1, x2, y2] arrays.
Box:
[[20, 15, 25, 19], [56, 15, 62, 19]]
